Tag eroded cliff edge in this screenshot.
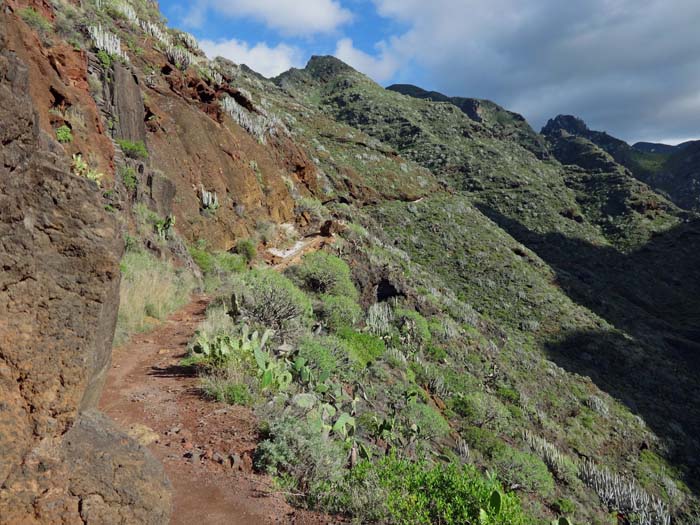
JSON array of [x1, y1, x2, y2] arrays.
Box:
[[0, 24, 171, 525]]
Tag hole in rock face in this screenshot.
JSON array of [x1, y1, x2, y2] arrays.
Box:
[[161, 64, 173, 75], [232, 91, 256, 112], [376, 279, 402, 302], [49, 86, 69, 110]]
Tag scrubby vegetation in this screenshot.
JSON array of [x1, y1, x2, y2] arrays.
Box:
[[178, 248, 545, 524], [19, 7, 51, 34], [116, 138, 149, 159], [55, 125, 73, 144], [115, 249, 195, 345]]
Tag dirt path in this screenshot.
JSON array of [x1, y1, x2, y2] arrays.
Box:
[[100, 297, 330, 525], [265, 234, 335, 271]]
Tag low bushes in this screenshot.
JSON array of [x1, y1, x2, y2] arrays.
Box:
[[234, 239, 257, 264], [326, 455, 532, 525], [188, 245, 247, 291], [288, 251, 358, 299], [241, 269, 313, 335], [336, 327, 386, 368], [19, 7, 51, 34], [318, 294, 361, 331]]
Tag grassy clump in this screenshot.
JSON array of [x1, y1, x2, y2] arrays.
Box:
[[116, 138, 149, 160], [56, 125, 73, 143], [115, 250, 196, 344], [451, 391, 511, 433], [19, 7, 52, 34], [97, 49, 113, 69], [318, 293, 361, 331], [234, 238, 257, 264], [120, 166, 138, 191], [336, 327, 386, 367], [297, 336, 340, 378], [188, 245, 247, 290]]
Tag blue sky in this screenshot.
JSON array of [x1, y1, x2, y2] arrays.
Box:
[[158, 0, 700, 144]]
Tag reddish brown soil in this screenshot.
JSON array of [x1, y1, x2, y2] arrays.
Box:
[[100, 298, 333, 525]]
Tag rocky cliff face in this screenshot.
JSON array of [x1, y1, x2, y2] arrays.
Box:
[[0, 18, 170, 524]]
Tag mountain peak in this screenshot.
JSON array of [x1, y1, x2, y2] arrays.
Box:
[[304, 55, 356, 81], [541, 114, 590, 136]]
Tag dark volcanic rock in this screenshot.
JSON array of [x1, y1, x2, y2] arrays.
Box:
[[112, 62, 147, 143], [0, 27, 171, 524]]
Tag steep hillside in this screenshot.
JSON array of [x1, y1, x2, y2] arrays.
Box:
[[277, 57, 700, 519], [2, 1, 700, 525]]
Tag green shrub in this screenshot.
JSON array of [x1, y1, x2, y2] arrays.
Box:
[[451, 392, 511, 432], [288, 251, 358, 299], [337, 328, 385, 367], [254, 415, 346, 495], [395, 308, 432, 346], [327, 455, 532, 525], [234, 239, 257, 263], [462, 426, 508, 458], [242, 269, 313, 333], [297, 337, 339, 378], [491, 446, 555, 498], [116, 138, 149, 160], [402, 402, 451, 441], [496, 385, 521, 404], [55, 125, 73, 144], [97, 49, 113, 69], [553, 498, 576, 515], [214, 252, 247, 273], [295, 196, 326, 221], [115, 250, 195, 344], [189, 246, 215, 274], [319, 294, 361, 331], [120, 166, 138, 190], [19, 7, 51, 33], [189, 246, 246, 277]]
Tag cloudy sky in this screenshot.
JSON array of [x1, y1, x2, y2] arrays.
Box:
[[159, 0, 700, 144]]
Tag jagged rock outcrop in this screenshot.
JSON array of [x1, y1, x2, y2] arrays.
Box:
[[0, 26, 171, 525]]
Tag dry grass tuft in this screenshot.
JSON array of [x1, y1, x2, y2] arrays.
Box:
[[115, 250, 196, 345]]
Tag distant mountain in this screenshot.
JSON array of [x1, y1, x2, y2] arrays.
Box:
[[543, 115, 700, 211], [633, 142, 680, 154], [633, 141, 697, 154], [388, 83, 550, 159]]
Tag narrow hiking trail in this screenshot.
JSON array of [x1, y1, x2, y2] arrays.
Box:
[[100, 234, 337, 524], [99, 298, 330, 525]]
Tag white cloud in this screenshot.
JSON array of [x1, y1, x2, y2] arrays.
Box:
[[200, 39, 304, 78], [195, 0, 352, 36], [334, 38, 401, 83], [365, 0, 700, 141]]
